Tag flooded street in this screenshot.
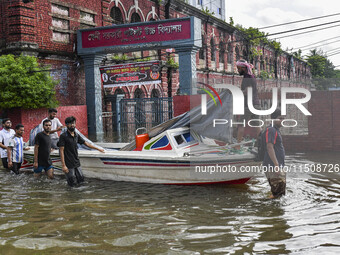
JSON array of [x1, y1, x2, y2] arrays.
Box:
[[0, 152, 339, 254]]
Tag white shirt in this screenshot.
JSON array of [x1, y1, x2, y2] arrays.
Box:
[[41, 117, 63, 140], [8, 136, 25, 163], [0, 128, 15, 158]]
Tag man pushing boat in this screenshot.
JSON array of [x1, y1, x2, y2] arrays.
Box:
[[59, 116, 105, 186]]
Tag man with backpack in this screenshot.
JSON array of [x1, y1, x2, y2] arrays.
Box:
[[260, 108, 286, 199]]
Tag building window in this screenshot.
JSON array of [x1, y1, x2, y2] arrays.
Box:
[[227, 43, 233, 64], [210, 38, 215, 62], [51, 4, 69, 16], [197, 0, 203, 5], [52, 17, 69, 30], [110, 7, 123, 24], [80, 11, 94, 23], [131, 13, 141, 23], [218, 8, 222, 15], [134, 88, 144, 98], [219, 42, 224, 63], [51, 4, 70, 43], [199, 35, 205, 60], [52, 32, 69, 43], [235, 46, 240, 61]]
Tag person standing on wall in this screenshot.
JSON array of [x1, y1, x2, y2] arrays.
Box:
[[59, 116, 105, 186], [7, 124, 29, 175], [0, 118, 15, 170], [235, 59, 261, 150], [41, 108, 64, 149], [34, 119, 54, 179]]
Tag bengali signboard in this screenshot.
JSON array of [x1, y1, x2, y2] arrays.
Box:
[[100, 61, 161, 88], [81, 19, 191, 49]]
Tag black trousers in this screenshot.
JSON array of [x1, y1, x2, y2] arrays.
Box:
[[1, 157, 8, 169], [65, 167, 84, 186], [11, 162, 22, 175]]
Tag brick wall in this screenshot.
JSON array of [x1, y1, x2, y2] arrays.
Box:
[[7, 105, 88, 141]]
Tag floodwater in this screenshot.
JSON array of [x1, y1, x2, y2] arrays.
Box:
[[0, 152, 339, 254]]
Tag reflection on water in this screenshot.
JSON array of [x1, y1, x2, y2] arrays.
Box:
[[0, 152, 339, 254]]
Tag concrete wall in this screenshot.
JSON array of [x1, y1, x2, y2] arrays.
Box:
[[8, 105, 88, 141], [283, 91, 340, 152]]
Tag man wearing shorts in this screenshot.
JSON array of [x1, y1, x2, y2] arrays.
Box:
[[34, 119, 54, 179]]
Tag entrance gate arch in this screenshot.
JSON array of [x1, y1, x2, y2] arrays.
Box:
[[77, 17, 201, 141]]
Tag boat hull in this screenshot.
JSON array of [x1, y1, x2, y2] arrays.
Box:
[[17, 149, 259, 185]]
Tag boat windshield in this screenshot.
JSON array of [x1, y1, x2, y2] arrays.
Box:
[[173, 132, 196, 147]]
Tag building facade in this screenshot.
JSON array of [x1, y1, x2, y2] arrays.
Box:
[[0, 0, 311, 136]]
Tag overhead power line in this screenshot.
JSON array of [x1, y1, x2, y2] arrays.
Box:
[[291, 35, 340, 50], [327, 51, 340, 57], [259, 12, 340, 29], [265, 19, 340, 37], [299, 39, 340, 52], [325, 46, 340, 54], [272, 23, 340, 40]]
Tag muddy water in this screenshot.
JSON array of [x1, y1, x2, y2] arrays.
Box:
[[0, 152, 339, 254]]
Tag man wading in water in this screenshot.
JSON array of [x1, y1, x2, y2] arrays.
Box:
[[262, 109, 286, 198], [34, 119, 54, 179], [59, 116, 104, 186]]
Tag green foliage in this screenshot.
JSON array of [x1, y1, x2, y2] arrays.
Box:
[[166, 55, 179, 69], [259, 70, 270, 80], [0, 54, 58, 109], [111, 54, 129, 62], [229, 17, 234, 26], [201, 7, 215, 16], [236, 25, 283, 59], [135, 57, 151, 62], [306, 50, 328, 78], [306, 49, 340, 90], [292, 49, 302, 60]]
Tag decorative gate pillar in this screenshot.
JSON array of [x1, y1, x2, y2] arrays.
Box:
[[83, 54, 105, 142], [177, 47, 199, 95]]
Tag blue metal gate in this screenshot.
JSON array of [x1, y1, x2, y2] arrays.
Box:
[[120, 97, 173, 142]]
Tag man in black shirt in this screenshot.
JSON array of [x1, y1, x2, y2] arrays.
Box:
[[59, 116, 104, 186], [34, 119, 54, 179]]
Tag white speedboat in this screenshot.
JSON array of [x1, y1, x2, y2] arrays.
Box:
[[22, 127, 259, 185]]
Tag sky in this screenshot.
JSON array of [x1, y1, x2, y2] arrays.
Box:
[[225, 0, 340, 69]]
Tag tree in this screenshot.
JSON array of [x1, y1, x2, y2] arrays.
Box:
[[0, 54, 58, 109], [305, 49, 339, 90]]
